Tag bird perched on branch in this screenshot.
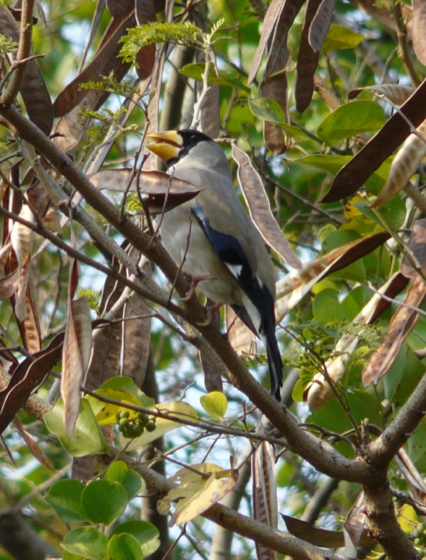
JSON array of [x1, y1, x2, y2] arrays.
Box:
[[146, 129, 282, 400]]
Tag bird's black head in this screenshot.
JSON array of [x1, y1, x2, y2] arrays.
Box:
[[174, 130, 213, 162]]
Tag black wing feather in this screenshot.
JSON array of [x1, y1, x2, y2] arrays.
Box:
[[192, 201, 282, 399]]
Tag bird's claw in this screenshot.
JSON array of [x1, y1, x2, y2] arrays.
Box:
[[181, 273, 217, 301], [196, 302, 222, 326]]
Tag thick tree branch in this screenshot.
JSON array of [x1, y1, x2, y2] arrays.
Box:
[[366, 371, 426, 466], [363, 478, 420, 560]]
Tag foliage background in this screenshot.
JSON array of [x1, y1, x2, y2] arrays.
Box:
[[0, 0, 426, 559]]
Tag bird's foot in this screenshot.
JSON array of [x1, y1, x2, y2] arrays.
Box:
[[196, 302, 222, 326], [181, 273, 217, 301]]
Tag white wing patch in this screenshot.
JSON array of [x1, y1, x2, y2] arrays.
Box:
[[225, 263, 243, 279]]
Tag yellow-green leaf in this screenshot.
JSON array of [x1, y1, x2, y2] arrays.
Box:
[[200, 391, 228, 419]]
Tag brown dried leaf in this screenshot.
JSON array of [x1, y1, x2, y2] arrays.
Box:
[[314, 76, 341, 110], [323, 78, 426, 202], [107, 0, 131, 17], [54, 91, 104, 153], [249, 0, 305, 84], [0, 7, 53, 135], [226, 307, 256, 360], [0, 267, 20, 298], [13, 417, 54, 470], [122, 259, 152, 387], [371, 118, 426, 208], [401, 218, 426, 277], [0, 333, 64, 434], [61, 296, 92, 436], [14, 254, 31, 322], [10, 205, 34, 269], [349, 84, 415, 106], [309, 0, 336, 51], [86, 276, 122, 391], [135, 0, 156, 24], [134, 0, 156, 79], [283, 514, 374, 548], [260, 45, 290, 154], [413, 0, 426, 66], [296, 0, 322, 113], [260, 12, 292, 153], [232, 143, 302, 269], [363, 275, 426, 386], [275, 231, 389, 322], [20, 58, 54, 136], [53, 12, 134, 117], [91, 168, 202, 213], [253, 441, 277, 560], [135, 44, 156, 80], [344, 492, 366, 550], [199, 83, 220, 139], [396, 448, 426, 505]]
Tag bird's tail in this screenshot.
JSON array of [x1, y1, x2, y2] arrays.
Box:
[[261, 323, 283, 401]]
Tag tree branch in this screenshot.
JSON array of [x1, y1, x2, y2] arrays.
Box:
[[0, 0, 35, 107]]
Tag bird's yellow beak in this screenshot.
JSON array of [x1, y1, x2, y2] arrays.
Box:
[[146, 131, 182, 163]]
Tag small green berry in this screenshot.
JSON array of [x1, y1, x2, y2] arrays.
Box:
[[146, 421, 156, 432]]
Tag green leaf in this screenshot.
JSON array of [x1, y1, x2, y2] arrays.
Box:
[[107, 533, 142, 560], [179, 63, 250, 93], [308, 389, 384, 433], [110, 520, 159, 546], [321, 24, 364, 52], [82, 480, 128, 524], [62, 527, 108, 560], [297, 154, 391, 194], [312, 289, 349, 324], [354, 198, 406, 232], [200, 391, 228, 419], [44, 398, 108, 457], [248, 97, 286, 123], [317, 101, 386, 145], [105, 461, 144, 501], [87, 376, 155, 423], [48, 480, 87, 523]]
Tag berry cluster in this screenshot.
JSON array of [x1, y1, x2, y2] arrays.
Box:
[[116, 409, 156, 439]]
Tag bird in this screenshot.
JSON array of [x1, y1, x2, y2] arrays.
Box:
[[146, 129, 283, 400]]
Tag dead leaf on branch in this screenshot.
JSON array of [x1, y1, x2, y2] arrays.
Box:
[[0, 7, 53, 135], [362, 274, 426, 386], [232, 143, 302, 269], [349, 84, 415, 106], [282, 514, 374, 548], [253, 440, 278, 560], [275, 231, 389, 322], [296, 0, 329, 113], [371, 118, 426, 208], [158, 462, 238, 527], [248, 0, 305, 84], [401, 218, 426, 277], [323, 78, 426, 202], [413, 0, 426, 66], [61, 259, 93, 436], [0, 332, 65, 435], [90, 168, 202, 213]]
